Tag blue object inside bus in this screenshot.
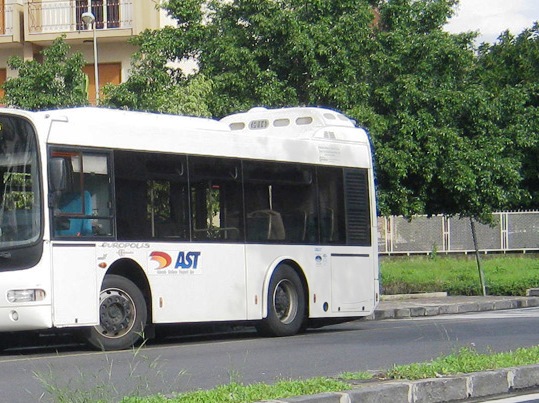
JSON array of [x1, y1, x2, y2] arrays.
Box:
[[56, 191, 93, 236]]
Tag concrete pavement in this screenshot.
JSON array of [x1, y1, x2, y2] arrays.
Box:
[[263, 294, 539, 403]]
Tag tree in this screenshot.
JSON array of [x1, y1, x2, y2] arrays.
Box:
[[2, 36, 88, 110], [103, 2, 213, 116], [197, 0, 377, 116], [476, 24, 539, 209], [361, 0, 530, 222]]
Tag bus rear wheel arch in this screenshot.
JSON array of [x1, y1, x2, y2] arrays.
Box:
[[257, 264, 306, 337], [84, 274, 148, 351]]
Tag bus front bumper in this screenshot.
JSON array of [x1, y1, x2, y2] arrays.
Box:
[[0, 305, 52, 332]]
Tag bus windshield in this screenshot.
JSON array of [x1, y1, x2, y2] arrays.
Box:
[[0, 116, 41, 250]]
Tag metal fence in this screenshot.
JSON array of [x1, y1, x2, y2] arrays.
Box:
[[378, 211, 539, 255]]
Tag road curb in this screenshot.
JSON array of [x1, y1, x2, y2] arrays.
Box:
[[368, 296, 539, 320], [264, 364, 539, 403]]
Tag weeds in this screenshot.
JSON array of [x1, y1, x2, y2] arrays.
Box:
[[386, 346, 539, 380], [121, 377, 349, 403], [35, 355, 117, 403], [338, 371, 373, 381], [35, 336, 188, 402]]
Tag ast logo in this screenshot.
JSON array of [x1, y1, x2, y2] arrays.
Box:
[[150, 251, 202, 271], [150, 251, 172, 269], [175, 251, 201, 269]]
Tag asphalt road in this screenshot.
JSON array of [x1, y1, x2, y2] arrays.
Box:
[[1, 307, 539, 402]]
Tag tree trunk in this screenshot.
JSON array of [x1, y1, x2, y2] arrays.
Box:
[[470, 218, 487, 296]]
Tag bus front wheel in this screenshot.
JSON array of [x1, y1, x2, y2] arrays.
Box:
[[85, 275, 147, 351], [257, 265, 305, 337]]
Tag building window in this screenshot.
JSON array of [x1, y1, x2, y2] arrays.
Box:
[[76, 0, 120, 30]]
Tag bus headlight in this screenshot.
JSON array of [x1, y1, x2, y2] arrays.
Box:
[[7, 289, 46, 303]]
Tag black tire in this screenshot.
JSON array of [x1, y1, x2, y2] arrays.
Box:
[[85, 275, 147, 351], [257, 265, 306, 337]]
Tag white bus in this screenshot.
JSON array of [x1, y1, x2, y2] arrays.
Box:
[[0, 106, 379, 350]]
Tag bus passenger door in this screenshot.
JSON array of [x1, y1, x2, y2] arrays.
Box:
[[51, 243, 98, 326], [48, 149, 113, 327]]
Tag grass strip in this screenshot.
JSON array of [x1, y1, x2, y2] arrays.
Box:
[[386, 345, 539, 380], [121, 377, 349, 403], [380, 256, 539, 295]]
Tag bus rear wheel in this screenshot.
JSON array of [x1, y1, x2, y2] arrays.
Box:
[[257, 265, 305, 337], [85, 275, 147, 351]]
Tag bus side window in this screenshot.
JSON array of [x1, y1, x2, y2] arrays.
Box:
[[51, 150, 113, 238], [189, 156, 243, 242], [244, 161, 315, 243], [114, 150, 190, 241], [317, 167, 345, 244]]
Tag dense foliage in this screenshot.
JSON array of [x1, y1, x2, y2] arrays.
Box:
[[2, 36, 88, 110], [102, 27, 213, 116], [476, 23, 539, 209]]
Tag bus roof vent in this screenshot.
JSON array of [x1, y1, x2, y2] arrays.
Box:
[[229, 122, 245, 131], [273, 118, 290, 127], [220, 107, 356, 135], [296, 116, 313, 125]]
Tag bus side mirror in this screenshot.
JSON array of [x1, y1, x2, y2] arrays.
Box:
[[49, 158, 68, 192]]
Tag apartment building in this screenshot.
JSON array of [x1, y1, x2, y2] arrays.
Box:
[[0, 0, 171, 104]]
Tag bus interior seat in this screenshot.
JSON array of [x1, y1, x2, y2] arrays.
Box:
[[281, 210, 308, 241], [247, 210, 285, 241]]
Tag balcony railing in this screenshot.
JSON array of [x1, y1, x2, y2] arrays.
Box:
[[27, 0, 133, 34], [0, 3, 18, 36]]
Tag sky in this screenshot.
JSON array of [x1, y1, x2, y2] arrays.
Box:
[[445, 0, 539, 44]]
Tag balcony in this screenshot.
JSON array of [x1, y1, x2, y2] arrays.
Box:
[[26, 0, 134, 43], [0, 2, 23, 44]]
